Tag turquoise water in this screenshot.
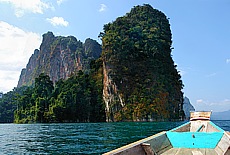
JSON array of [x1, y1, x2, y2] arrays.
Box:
[[0, 121, 229, 154]]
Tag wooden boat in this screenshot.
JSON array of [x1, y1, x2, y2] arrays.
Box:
[[103, 111, 230, 155]]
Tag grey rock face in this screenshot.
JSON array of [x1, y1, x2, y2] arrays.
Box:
[[183, 96, 195, 119]]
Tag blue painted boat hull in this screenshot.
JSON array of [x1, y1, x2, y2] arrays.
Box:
[[167, 131, 224, 148], [166, 121, 225, 149]]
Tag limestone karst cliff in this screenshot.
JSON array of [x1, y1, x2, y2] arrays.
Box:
[[17, 32, 101, 87], [101, 4, 184, 122], [15, 4, 185, 123], [183, 97, 195, 119]]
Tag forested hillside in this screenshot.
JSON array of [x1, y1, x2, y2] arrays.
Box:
[[101, 4, 184, 121], [0, 90, 17, 123]]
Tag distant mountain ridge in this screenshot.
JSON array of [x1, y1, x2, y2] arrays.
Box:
[[211, 110, 230, 120], [18, 32, 101, 87]]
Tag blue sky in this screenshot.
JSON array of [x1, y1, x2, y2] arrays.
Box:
[[0, 0, 229, 112]]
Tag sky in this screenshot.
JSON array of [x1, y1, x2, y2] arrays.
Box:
[[0, 0, 229, 112]]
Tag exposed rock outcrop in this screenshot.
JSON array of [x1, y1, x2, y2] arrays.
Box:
[[103, 62, 124, 122], [183, 97, 195, 119], [17, 32, 101, 87]]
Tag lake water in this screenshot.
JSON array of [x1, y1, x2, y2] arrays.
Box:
[[0, 120, 229, 154]]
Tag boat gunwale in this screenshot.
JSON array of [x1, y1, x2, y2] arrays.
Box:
[[209, 121, 225, 132], [102, 131, 167, 155], [169, 121, 190, 132]]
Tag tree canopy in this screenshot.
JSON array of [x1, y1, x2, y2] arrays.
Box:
[[12, 64, 105, 123]]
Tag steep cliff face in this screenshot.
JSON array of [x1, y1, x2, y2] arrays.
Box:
[[183, 97, 195, 119], [18, 49, 39, 86], [101, 4, 184, 122], [103, 61, 124, 122], [17, 32, 101, 87]]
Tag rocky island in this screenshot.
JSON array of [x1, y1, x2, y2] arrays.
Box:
[[0, 4, 184, 123]]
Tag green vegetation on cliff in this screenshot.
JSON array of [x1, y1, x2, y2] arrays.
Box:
[[101, 4, 184, 121], [0, 4, 184, 123], [1, 33, 105, 123], [13, 62, 105, 123], [0, 91, 16, 123]]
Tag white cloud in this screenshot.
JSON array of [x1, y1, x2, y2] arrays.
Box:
[[226, 59, 230, 64], [195, 99, 230, 112], [196, 99, 203, 103], [0, 21, 41, 92], [0, 0, 53, 17], [99, 4, 107, 12], [57, 0, 66, 6], [46, 17, 69, 27]]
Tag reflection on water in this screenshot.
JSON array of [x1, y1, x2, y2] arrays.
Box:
[[0, 121, 229, 154]]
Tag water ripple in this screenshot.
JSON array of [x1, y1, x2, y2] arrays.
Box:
[[0, 121, 229, 154]]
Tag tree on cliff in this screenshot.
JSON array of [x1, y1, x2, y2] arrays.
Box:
[[0, 90, 17, 123], [14, 74, 54, 123], [13, 70, 105, 123], [100, 4, 184, 121], [33, 73, 54, 122]]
